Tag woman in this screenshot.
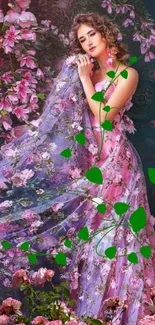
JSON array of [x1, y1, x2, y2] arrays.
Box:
[[0, 12, 154, 325]]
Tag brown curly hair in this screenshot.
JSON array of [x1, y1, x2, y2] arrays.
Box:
[[69, 12, 130, 65]]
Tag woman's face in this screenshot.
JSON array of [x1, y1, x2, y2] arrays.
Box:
[[77, 23, 107, 57]]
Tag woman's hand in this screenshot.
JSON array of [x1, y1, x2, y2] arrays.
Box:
[[75, 54, 94, 81]]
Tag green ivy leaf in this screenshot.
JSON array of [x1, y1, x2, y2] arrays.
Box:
[[120, 70, 128, 79], [28, 254, 37, 264], [55, 252, 66, 265], [37, 93, 45, 100], [60, 148, 72, 158], [129, 207, 146, 232], [105, 246, 116, 259], [102, 105, 111, 112], [114, 202, 130, 215], [106, 71, 116, 79], [20, 242, 30, 251], [85, 166, 103, 184], [101, 120, 113, 131], [140, 245, 151, 259], [1, 241, 11, 250], [97, 203, 106, 214], [64, 239, 72, 248], [148, 168, 155, 184], [78, 226, 89, 240], [75, 133, 86, 146], [127, 252, 138, 264], [129, 56, 138, 63], [91, 91, 104, 102]]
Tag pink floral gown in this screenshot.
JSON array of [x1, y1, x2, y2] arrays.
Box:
[[56, 79, 155, 325]]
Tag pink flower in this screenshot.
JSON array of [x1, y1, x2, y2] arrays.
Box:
[[3, 25, 21, 51], [18, 11, 37, 28], [137, 315, 155, 325], [1, 297, 22, 315], [31, 316, 49, 325], [101, 0, 112, 14], [36, 68, 44, 79], [51, 202, 65, 212], [122, 19, 134, 27], [4, 11, 20, 25], [88, 143, 98, 155], [0, 200, 13, 210], [13, 106, 29, 120], [0, 10, 4, 23], [68, 166, 82, 179], [31, 267, 55, 287], [130, 10, 135, 18], [11, 169, 34, 186], [144, 51, 155, 62], [7, 94, 19, 105], [18, 54, 37, 69], [21, 29, 36, 42], [0, 315, 9, 325], [12, 269, 30, 287], [0, 98, 12, 112], [16, 0, 31, 10]]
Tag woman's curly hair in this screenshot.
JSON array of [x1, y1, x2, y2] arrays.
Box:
[[69, 12, 130, 65]]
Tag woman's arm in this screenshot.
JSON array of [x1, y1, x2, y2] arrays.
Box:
[[80, 67, 139, 125]]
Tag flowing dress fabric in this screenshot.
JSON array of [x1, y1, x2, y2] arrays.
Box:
[[0, 56, 155, 325]]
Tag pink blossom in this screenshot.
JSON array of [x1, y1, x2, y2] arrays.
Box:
[[0, 10, 4, 23], [0, 200, 13, 210], [144, 51, 155, 62], [7, 94, 19, 105], [29, 94, 38, 111], [0, 315, 9, 325], [16, 0, 31, 10], [141, 20, 154, 31], [68, 166, 82, 179], [41, 19, 51, 28], [113, 173, 123, 184], [21, 29, 36, 42], [130, 10, 135, 18], [11, 169, 34, 186], [21, 209, 41, 221], [0, 98, 12, 112], [14, 79, 31, 101], [51, 202, 65, 212], [31, 267, 55, 286], [1, 297, 22, 314], [36, 68, 44, 79], [2, 121, 12, 130], [137, 315, 155, 325], [4, 11, 20, 25], [18, 54, 37, 69], [31, 316, 49, 325], [12, 269, 30, 287], [1, 72, 14, 84], [3, 25, 21, 50], [122, 19, 134, 27], [101, 0, 112, 14], [13, 106, 29, 120], [18, 11, 37, 28], [88, 143, 98, 155]]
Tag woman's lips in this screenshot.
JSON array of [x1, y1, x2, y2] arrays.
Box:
[[89, 47, 96, 52]]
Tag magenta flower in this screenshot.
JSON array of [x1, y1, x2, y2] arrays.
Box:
[[21, 29, 36, 42], [144, 51, 155, 62], [47, 322, 62, 325], [13, 106, 29, 120], [16, 0, 31, 10], [51, 202, 65, 212], [31, 316, 49, 325], [36, 68, 44, 79], [0, 297, 22, 314], [0, 315, 9, 325], [101, 0, 112, 14], [18, 54, 37, 69], [122, 19, 134, 27], [18, 11, 37, 28], [130, 10, 135, 18], [12, 269, 30, 287], [1, 72, 14, 84], [31, 267, 55, 287], [4, 10, 20, 25]]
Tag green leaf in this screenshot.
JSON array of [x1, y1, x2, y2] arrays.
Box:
[[59, 281, 69, 287], [60, 148, 72, 158], [129, 207, 146, 232], [101, 120, 113, 131], [63, 287, 70, 298], [129, 56, 138, 63], [105, 246, 116, 259], [114, 202, 130, 215], [20, 242, 30, 251], [127, 252, 138, 264], [120, 70, 128, 79], [64, 239, 72, 248], [103, 105, 111, 112], [148, 168, 155, 184], [78, 226, 89, 240], [1, 25, 8, 32], [106, 71, 116, 79], [97, 203, 106, 214], [28, 254, 37, 264], [1, 241, 11, 250], [55, 252, 66, 265], [37, 93, 45, 100], [75, 133, 86, 146], [88, 318, 104, 325], [85, 166, 103, 184], [91, 91, 104, 102], [140, 245, 151, 259]]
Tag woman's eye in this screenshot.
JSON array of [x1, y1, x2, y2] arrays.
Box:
[[90, 32, 95, 36], [80, 33, 95, 43]]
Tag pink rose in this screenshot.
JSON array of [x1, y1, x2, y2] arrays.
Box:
[[12, 269, 30, 287], [46, 321, 62, 325], [31, 316, 49, 325], [1, 297, 22, 314], [0, 315, 9, 325], [32, 268, 55, 287]]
